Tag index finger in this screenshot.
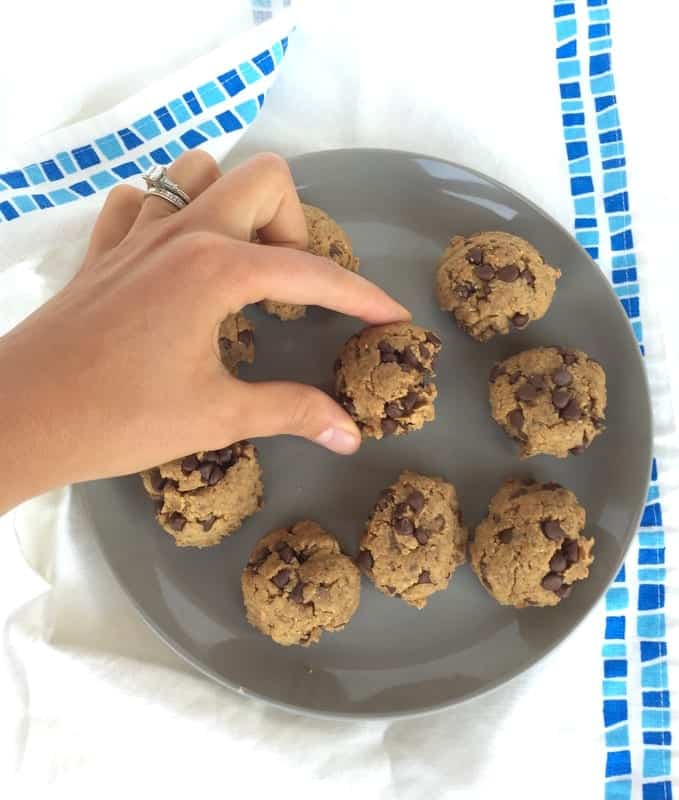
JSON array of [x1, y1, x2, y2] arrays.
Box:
[[226, 240, 411, 324]]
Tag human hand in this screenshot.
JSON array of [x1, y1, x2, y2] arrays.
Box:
[[0, 151, 409, 512]]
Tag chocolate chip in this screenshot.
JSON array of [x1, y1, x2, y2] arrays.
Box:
[[524, 270, 536, 287], [528, 373, 546, 389], [497, 264, 519, 282], [329, 242, 343, 258], [474, 263, 495, 282], [425, 331, 441, 346], [339, 394, 356, 416], [415, 528, 429, 545], [510, 488, 528, 499], [333, 358, 342, 373], [569, 444, 586, 455], [357, 550, 373, 571], [511, 313, 529, 330], [238, 329, 253, 347], [418, 570, 432, 584], [509, 371, 522, 385], [219, 336, 231, 350], [553, 368, 572, 387], [403, 346, 421, 369], [271, 570, 291, 589], [489, 364, 506, 383], [562, 539, 579, 564], [561, 398, 581, 421], [549, 552, 567, 573], [467, 246, 484, 264], [406, 490, 425, 513], [516, 383, 539, 403], [418, 343, 430, 359], [375, 489, 394, 511], [455, 283, 474, 299], [381, 402, 401, 421], [199, 462, 215, 483], [381, 418, 398, 436], [402, 391, 420, 412], [556, 583, 572, 599], [153, 499, 164, 515], [378, 340, 397, 363], [289, 582, 305, 604], [541, 572, 563, 592], [216, 447, 233, 466], [561, 351, 578, 365], [297, 551, 309, 564], [395, 502, 410, 516], [507, 408, 525, 430], [181, 454, 200, 474], [552, 388, 571, 410], [202, 450, 218, 463], [394, 517, 414, 536], [207, 465, 225, 486], [276, 544, 296, 564], [541, 519, 565, 541], [542, 482, 562, 491], [498, 528, 514, 544], [169, 512, 186, 531], [150, 470, 167, 492], [593, 416, 606, 430], [385, 585, 397, 594]]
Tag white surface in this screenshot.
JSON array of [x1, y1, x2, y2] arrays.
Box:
[[1, 1, 678, 796]]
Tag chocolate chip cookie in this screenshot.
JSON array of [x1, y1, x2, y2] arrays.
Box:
[[262, 203, 360, 321], [489, 346, 607, 458], [141, 442, 263, 547], [218, 312, 255, 374], [358, 471, 467, 608], [436, 231, 561, 341], [334, 323, 442, 439], [470, 478, 594, 607], [241, 520, 361, 646]]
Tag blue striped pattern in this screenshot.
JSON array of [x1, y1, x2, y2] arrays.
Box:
[[554, 2, 672, 798], [0, 37, 289, 223]]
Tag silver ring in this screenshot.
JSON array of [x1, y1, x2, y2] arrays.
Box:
[[142, 165, 191, 208], [145, 186, 188, 210]]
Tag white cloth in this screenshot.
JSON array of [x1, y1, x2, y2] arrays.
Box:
[[1, 1, 678, 797]]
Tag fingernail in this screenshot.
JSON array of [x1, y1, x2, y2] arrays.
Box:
[[315, 426, 360, 455]]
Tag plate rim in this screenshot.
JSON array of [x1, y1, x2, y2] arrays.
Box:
[[84, 146, 654, 720]]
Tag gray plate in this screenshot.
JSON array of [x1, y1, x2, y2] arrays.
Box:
[[81, 148, 652, 719]]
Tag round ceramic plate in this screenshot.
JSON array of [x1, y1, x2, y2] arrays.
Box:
[[81, 148, 652, 719]]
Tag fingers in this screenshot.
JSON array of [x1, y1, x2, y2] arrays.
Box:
[[179, 152, 307, 248], [227, 380, 361, 455], [132, 149, 222, 230], [224, 239, 411, 324], [84, 184, 144, 264]]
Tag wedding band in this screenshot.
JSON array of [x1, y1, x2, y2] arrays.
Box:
[[142, 165, 191, 209], [144, 186, 189, 210]]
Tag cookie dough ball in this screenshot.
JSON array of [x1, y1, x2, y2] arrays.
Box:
[[262, 203, 360, 321], [241, 520, 361, 646], [436, 231, 561, 341], [141, 442, 262, 547], [358, 471, 467, 608], [334, 323, 442, 439], [470, 478, 594, 607], [218, 312, 254, 374], [489, 346, 607, 458]]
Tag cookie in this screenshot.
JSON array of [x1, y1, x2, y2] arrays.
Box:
[[218, 312, 255, 374], [436, 231, 561, 341], [489, 346, 607, 458], [470, 478, 594, 607], [358, 471, 467, 608], [241, 520, 361, 646], [141, 442, 262, 547], [334, 322, 442, 439], [261, 203, 359, 321]]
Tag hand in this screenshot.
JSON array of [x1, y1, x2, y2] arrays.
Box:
[[0, 151, 409, 513]]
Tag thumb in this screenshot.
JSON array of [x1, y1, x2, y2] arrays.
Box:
[[230, 380, 361, 455]]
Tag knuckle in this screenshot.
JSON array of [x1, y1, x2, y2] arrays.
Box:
[[106, 183, 140, 206], [250, 151, 290, 181]]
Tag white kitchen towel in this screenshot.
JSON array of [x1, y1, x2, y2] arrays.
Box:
[[0, 1, 677, 798]]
